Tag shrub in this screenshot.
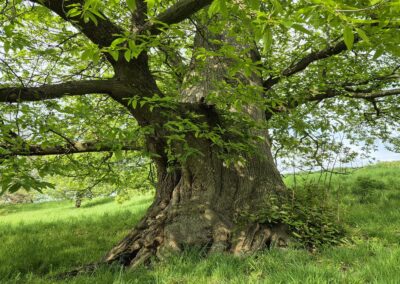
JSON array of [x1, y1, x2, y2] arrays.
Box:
[[240, 183, 344, 249]]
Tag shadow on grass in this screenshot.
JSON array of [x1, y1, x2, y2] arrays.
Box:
[[81, 197, 114, 208]]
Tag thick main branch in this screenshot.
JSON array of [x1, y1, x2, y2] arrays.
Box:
[[29, 0, 124, 49], [0, 79, 117, 103], [142, 0, 214, 35]]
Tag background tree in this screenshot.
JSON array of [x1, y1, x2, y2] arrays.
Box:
[[0, 0, 399, 268]]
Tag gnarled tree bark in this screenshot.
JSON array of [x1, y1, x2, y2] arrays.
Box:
[[104, 133, 289, 268], [103, 19, 290, 268]]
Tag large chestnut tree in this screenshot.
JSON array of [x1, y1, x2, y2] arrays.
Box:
[[1, 0, 399, 268]]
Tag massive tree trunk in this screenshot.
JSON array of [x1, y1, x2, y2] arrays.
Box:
[[104, 135, 289, 267], [104, 20, 289, 267]]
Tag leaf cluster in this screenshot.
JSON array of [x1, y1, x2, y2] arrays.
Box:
[[240, 183, 345, 248]]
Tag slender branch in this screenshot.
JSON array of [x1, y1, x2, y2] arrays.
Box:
[[349, 88, 400, 99], [335, 0, 388, 13], [0, 79, 118, 103], [0, 141, 141, 158], [48, 128, 79, 150], [266, 88, 400, 119], [302, 88, 400, 103], [342, 65, 400, 88], [142, 0, 214, 35], [263, 36, 360, 91]]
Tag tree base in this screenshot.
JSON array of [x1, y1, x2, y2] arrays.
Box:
[[104, 200, 290, 269]]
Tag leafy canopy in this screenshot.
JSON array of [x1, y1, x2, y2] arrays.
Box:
[[0, 0, 399, 193]]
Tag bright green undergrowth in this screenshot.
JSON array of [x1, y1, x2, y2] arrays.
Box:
[[1, 162, 400, 283]]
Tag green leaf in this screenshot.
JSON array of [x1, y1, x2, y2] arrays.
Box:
[[291, 24, 313, 35], [81, 49, 92, 60], [109, 50, 119, 61], [373, 47, 384, 60], [128, 40, 135, 50], [246, 0, 259, 9], [67, 9, 82, 18], [4, 25, 13, 37], [89, 8, 106, 20], [111, 37, 126, 47], [343, 26, 354, 50], [262, 26, 273, 54], [208, 0, 226, 17], [271, 0, 283, 13], [126, 0, 137, 11], [124, 49, 131, 62], [146, 0, 155, 9], [355, 28, 370, 44], [86, 11, 98, 26], [131, 98, 138, 109]]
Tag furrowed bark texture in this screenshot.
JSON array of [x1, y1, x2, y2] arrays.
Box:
[[104, 20, 290, 268], [104, 136, 288, 267]]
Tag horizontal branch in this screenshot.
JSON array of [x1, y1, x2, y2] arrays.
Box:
[[142, 0, 213, 35], [342, 65, 400, 88], [0, 141, 142, 159], [0, 79, 117, 103], [302, 88, 400, 103], [263, 36, 360, 91], [349, 88, 400, 99], [265, 88, 400, 119]]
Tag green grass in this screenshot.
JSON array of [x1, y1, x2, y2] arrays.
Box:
[[1, 162, 400, 283]]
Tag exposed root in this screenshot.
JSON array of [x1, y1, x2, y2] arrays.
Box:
[[232, 223, 289, 255], [53, 212, 290, 280], [104, 202, 290, 269], [52, 262, 101, 280]]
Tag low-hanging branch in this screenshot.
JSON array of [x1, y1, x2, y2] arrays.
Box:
[[0, 79, 118, 103], [0, 140, 142, 159]]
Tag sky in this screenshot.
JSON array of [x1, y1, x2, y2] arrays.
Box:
[[370, 143, 400, 162], [277, 140, 400, 174]]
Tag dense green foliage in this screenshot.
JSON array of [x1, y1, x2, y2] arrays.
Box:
[[0, 0, 399, 279], [1, 162, 399, 283], [240, 183, 344, 248], [1, 0, 400, 193]]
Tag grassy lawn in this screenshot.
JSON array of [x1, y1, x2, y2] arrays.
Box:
[[1, 162, 399, 283]]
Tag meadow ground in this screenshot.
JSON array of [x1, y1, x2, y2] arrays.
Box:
[[1, 162, 400, 283]]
